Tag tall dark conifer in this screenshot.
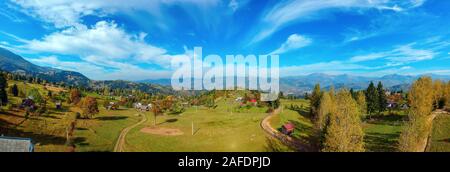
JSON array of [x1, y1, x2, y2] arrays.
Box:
[[0, 73, 8, 106], [377, 82, 387, 114], [366, 82, 378, 116]]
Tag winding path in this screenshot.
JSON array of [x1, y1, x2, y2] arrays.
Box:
[[423, 110, 449, 152], [261, 108, 313, 152], [113, 113, 147, 152]]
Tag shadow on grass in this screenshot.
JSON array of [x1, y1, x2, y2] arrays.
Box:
[[168, 111, 184, 115], [439, 138, 450, 143], [366, 114, 406, 126], [96, 116, 128, 121], [157, 118, 178, 125], [288, 107, 311, 119], [73, 137, 88, 146], [264, 137, 294, 152], [364, 132, 400, 152], [0, 118, 16, 127], [1, 126, 71, 146], [42, 115, 61, 120], [0, 111, 25, 118]]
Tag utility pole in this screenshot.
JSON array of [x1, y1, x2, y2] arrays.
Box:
[[191, 121, 194, 136]]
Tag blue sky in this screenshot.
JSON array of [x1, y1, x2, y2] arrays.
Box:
[[0, 0, 449, 81]]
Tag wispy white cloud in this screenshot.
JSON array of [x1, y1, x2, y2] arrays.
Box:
[[270, 34, 311, 54], [228, 0, 239, 12], [250, 0, 427, 44], [280, 61, 371, 77], [280, 41, 439, 77], [279, 61, 419, 77], [350, 44, 435, 65], [10, 0, 221, 28], [5, 20, 196, 80], [19, 21, 176, 68], [0, 6, 24, 23], [342, 29, 382, 43]]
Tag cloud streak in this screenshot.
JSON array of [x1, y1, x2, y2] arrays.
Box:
[[270, 34, 311, 55], [250, 0, 427, 44], [350, 44, 435, 65], [10, 0, 221, 28]]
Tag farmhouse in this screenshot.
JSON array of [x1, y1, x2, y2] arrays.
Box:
[[250, 99, 257, 106], [107, 102, 118, 110], [134, 103, 152, 111], [0, 136, 34, 152], [20, 98, 36, 110], [55, 101, 62, 110], [281, 123, 295, 136]]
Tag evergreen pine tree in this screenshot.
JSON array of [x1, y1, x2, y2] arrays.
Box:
[[377, 82, 387, 114], [365, 82, 378, 117], [0, 73, 8, 106], [10, 84, 19, 97]]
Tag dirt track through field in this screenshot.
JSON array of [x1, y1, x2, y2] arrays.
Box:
[[423, 110, 449, 152], [114, 113, 147, 152], [261, 107, 313, 152]]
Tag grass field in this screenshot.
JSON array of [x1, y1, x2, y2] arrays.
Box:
[[0, 81, 419, 152], [269, 99, 313, 142], [0, 81, 141, 152], [427, 114, 450, 152], [124, 98, 291, 152], [362, 110, 407, 152], [268, 99, 408, 152], [73, 108, 141, 152], [1, 82, 291, 152]]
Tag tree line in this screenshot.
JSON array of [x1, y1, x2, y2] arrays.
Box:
[[308, 77, 450, 152]]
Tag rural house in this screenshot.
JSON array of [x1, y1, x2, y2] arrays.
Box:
[[281, 123, 295, 136], [20, 98, 36, 110], [55, 101, 62, 110]]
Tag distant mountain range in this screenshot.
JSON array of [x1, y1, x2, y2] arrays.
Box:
[[2, 47, 449, 96], [139, 73, 450, 95], [279, 73, 450, 95]]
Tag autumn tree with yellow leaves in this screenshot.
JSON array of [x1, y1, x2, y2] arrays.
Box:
[[399, 77, 434, 152], [322, 89, 365, 152]]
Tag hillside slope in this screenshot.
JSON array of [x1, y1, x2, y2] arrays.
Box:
[[0, 47, 90, 86]]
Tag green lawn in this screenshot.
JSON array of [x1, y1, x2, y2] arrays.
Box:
[[362, 114, 406, 152], [124, 99, 291, 152], [73, 108, 141, 152], [2, 83, 290, 152], [427, 114, 450, 152], [269, 99, 313, 142], [1, 81, 141, 152], [269, 99, 407, 152], [1, 106, 141, 152]]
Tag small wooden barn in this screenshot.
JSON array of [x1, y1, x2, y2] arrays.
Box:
[[281, 123, 295, 136]]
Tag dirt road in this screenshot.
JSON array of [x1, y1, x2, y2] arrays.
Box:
[[113, 113, 147, 152]]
